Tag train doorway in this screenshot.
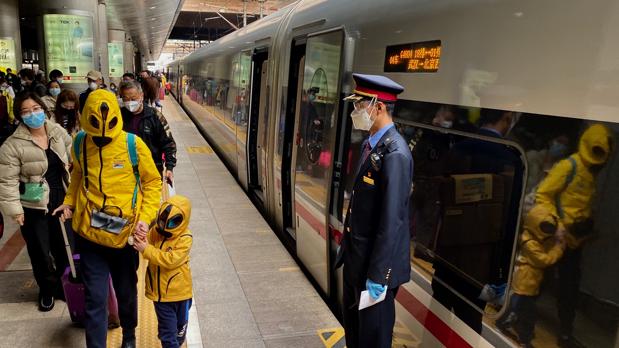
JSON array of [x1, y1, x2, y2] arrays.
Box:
[[247, 49, 269, 204], [291, 30, 345, 295], [282, 40, 306, 240]]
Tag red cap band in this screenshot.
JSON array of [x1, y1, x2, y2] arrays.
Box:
[[355, 86, 398, 102]]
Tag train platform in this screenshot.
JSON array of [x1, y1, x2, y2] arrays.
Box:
[[0, 96, 341, 348]]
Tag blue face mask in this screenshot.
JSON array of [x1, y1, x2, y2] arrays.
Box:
[[22, 111, 46, 129]]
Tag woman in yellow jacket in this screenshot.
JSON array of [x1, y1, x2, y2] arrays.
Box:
[[133, 195, 193, 348], [54, 89, 161, 348], [534, 123, 612, 347], [496, 205, 566, 347]]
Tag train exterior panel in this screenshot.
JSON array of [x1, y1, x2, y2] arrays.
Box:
[[168, 1, 619, 347]]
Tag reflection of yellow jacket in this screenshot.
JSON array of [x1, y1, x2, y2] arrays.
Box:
[[512, 205, 565, 296], [536, 124, 612, 249], [144, 195, 193, 302], [63, 90, 161, 248]]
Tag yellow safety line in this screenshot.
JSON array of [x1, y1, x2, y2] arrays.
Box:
[[106, 254, 163, 348]]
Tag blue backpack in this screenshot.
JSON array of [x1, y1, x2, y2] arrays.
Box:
[[73, 131, 141, 209]]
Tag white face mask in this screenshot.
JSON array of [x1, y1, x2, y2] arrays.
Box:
[[440, 120, 453, 128], [57, 78, 63, 84], [350, 99, 376, 131], [88, 82, 98, 91], [124, 100, 141, 113]]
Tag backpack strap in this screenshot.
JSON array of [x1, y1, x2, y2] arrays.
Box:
[[73, 131, 89, 190], [126, 133, 140, 209], [556, 157, 577, 219]]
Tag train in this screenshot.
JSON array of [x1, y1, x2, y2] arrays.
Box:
[[167, 1, 619, 347]]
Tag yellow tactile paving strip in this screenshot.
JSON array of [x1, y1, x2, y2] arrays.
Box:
[[106, 255, 165, 348]]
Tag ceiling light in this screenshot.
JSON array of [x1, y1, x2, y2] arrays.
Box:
[[150, 6, 156, 9]]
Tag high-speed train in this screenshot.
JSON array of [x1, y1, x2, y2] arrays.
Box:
[[168, 1, 619, 346]]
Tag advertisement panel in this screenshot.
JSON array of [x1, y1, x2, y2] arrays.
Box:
[[44, 14, 94, 83], [108, 41, 123, 77], [0, 38, 17, 72]]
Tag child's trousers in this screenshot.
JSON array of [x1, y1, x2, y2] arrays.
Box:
[[154, 299, 193, 348]]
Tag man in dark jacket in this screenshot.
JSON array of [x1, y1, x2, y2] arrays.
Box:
[[119, 80, 176, 182], [335, 74, 413, 348], [79, 70, 103, 113], [18, 68, 46, 98]]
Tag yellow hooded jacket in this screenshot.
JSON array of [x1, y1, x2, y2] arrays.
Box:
[[512, 205, 565, 296], [63, 89, 162, 248], [535, 124, 612, 249], [144, 195, 193, 302]]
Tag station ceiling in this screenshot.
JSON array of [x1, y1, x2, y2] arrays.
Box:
[[170, 0, 296, 42], [106, 0, 185, 62]]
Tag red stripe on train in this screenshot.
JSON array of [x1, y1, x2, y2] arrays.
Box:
[[396, 288, 473, 348], [294, 202, 327, 240]]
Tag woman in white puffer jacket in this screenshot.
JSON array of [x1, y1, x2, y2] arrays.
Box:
[[0, 90, 72, 312]]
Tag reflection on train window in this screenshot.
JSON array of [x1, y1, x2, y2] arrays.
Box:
[[388, 100, 619, 347]]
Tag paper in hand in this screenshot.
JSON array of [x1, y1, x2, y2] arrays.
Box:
[[359, 289, 387, 310]]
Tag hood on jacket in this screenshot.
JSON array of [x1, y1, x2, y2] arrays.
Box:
[[81, 89, 123, 145], [578, 124, 613, 166], [524, 205, 559, 240], [156, 195, 191, 238]]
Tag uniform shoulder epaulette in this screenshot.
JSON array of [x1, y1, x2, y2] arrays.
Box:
[[384, 136, 399, 153]]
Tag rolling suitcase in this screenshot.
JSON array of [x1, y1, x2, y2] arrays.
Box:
[[59, 219, 120, 328]]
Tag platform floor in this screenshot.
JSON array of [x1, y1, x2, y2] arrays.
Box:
[[0, 96, 341, 348]]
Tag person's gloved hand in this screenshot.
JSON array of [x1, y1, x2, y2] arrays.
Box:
[[366, 279, 387, 300]]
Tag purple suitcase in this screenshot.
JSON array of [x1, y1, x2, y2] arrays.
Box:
[[62, 255, 120, 328]]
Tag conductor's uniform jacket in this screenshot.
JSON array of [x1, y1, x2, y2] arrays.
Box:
[[336, 124, 413, 288]]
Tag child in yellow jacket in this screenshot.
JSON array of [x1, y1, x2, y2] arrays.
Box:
[[496, 204, 566, 347], [134, 195, 193, 348]]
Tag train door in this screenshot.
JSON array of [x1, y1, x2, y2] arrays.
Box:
[[292, 29, 345, 295], [282, 40, 306, 239], [236, 51, 252, 191], [247, 49, 269, 202]]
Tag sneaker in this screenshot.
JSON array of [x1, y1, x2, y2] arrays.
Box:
[[558, 335, 587, 348], [38, 295, 54, 312]]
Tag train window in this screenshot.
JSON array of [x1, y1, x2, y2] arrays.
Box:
[[391, 99, 619, 347]]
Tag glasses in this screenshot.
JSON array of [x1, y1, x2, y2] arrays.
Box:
[[20, 105, 44, 117], [353, 97, 376, 111], [61, 103, 76, 110]]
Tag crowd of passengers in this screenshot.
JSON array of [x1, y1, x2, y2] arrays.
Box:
[[0, 68, 192, 348]]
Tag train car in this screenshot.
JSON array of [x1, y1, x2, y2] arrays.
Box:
[[168, 1, 619, 347]]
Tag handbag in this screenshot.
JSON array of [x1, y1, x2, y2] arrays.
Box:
[[19, 181, 45, 203]]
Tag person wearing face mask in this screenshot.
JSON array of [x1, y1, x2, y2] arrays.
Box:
[[53, 89, 161, 348], [49, 69, 64, 85], [79, 70, 103, 113], [0, 91, 73, 312], [53, 89, 81, 135], [334, 74, 413, 348], [0, 76, 15, 99], [535, 124, 613, 348], [41, 80, 62, 117], [18, 68, 47, 98], [119, 81, 177, 183]]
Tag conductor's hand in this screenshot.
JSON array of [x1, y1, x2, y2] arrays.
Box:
[[53, 204, 73, 222], [366, 279, 387, 300], [134, 221, 149, 240]]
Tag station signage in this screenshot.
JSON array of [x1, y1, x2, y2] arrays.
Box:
[[384, 40, 441, 73]]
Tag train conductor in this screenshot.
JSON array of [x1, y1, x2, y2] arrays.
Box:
[[335, 73, 414, 348]]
